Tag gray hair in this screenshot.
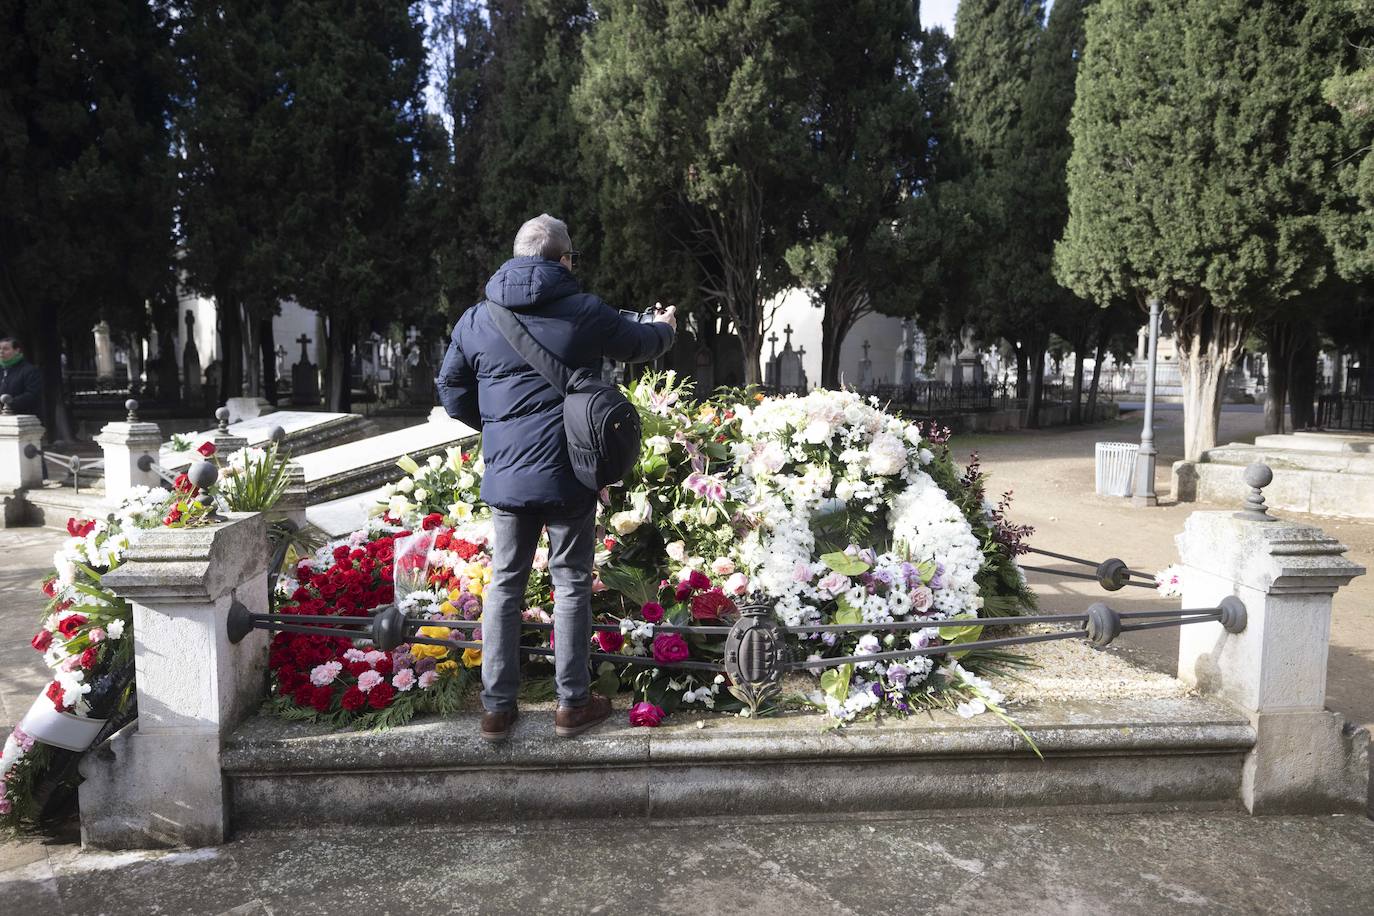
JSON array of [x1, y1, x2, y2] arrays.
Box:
[[513, 213, 572, 261]]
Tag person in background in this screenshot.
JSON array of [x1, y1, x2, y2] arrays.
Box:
[[0, 336, 42, 415]]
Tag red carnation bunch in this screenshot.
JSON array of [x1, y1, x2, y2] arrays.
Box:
[[66, 517, 96, 538]]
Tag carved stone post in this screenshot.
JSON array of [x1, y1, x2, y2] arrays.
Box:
[[1175, 464, 1367, 814], [96, 399, 163, 501], [79, 513, 270, 848], [0, 393, 44, 526]]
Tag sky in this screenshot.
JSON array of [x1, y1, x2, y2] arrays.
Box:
[[921, 0, 960, 33]]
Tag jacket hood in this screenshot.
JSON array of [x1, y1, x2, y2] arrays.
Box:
[[484, 257, 581, 311]]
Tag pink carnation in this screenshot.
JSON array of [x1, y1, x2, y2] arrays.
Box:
[[87, 627, 107, 644], [392, 669, 416, 692], [357, 670, 383, 693], [310, 661, 343, 686], [417, 670, 438, 689]]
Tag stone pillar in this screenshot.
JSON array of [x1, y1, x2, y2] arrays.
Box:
[[1175, 466, 1367, 814], [205, 406, 248, 456], [80, 513, 270, 849], [93, 320, 116, 379], [96, 400, 163, 501], [272, 460, 309, 530], [0, 397, 44, 526]]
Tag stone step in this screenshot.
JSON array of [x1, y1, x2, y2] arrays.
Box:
[[1176, 459, 1374, 518], [1200, 444, 1374, 476], [22, 483, 111, 529], [223, 697, 1254, 828], [293, 415, 478, 504], [1252, 432, 1374, 455]]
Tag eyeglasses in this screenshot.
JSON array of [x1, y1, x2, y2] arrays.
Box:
[[561, 249, 579, 270]]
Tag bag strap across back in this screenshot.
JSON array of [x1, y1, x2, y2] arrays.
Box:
[[486, 302, 575, 393]]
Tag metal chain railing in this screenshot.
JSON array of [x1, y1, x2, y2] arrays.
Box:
[[227, 593, 1246, 715]]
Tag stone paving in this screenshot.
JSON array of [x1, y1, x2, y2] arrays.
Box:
[[3, 812, 1374, 914], [3, 403, 1373, 914]]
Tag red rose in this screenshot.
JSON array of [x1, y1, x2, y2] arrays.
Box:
[[333, 545, 351, 563], [367, 682, 396, 709], [594, 629, 624, 653], [46, 680, 68, 712], [173, 472, 192, 492], [41, 577, 57, 598], [79, 646, 99, 669], [652, 632, 690, 665], [197, 440, 217, 457], [640, 602, 665, 623], [380, 566, 394, 583], [422, 513, 444, 531], [673, 581, 693, 601], [628, 702, 666, 727], [687, 570, 711, 591], [340, 685, 366, 711], [66, 517, 95, 538], [310, 685, 334, 713], [603, 536, 618, 551], [31, 630, 52, 652], [374, 544, 395, 563], [56, 615, 87, 639], [690, 589, 736, 622]]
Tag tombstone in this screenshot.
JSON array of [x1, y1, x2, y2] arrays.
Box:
[[896, 320, 924, 386], [93, 320, 116, 380], [203, 360, 222, 401], [777, 325, 805, 392], [182, 310, 203, 404], [857, 340, 874, 391], [764, 332, 780, 388], [407, 342, 435, 406], [955, 328, 982, 388], [274, 345, 288, 380], [291, 333, 321, 407]]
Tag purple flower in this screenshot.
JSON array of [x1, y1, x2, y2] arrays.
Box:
[[870, 682, 884, 698], [414, 656, 437, 674], [887, 664, 909, 687]]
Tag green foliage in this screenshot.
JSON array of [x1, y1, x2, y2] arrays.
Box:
[[820, 552, 871, 577], [0, 0, 178, 434], [1322, 1, 1374, 280]]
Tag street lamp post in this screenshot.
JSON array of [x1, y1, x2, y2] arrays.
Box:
[[1132, 297, 1160, 507]]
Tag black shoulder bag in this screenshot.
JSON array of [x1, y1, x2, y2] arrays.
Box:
[[487, 304, 642, 492]]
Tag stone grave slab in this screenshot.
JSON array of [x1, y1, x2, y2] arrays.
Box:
[[160, 411, 368, 471], [294, 414, 478, 505]]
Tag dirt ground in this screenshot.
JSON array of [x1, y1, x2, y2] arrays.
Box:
[[959, 404, 1374, 733]]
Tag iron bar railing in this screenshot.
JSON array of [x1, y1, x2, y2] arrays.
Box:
[[227, 595, 1247, 714], [1020, 545, 1158, 592]]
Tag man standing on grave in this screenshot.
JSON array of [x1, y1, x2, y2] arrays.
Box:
[[437, 214, 676, 742], [0, 336, 43, 415]]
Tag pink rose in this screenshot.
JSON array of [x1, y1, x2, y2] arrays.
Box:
[[592, 577, 608, 594], [628, 702, 666, 727], [357, 670, 383, 693], [652, 632, 690, 665], [392, 669, 417, 692], [910, 586, 934, 611], [710, 557, 736, 577], [595, 629, 625, 653], [792, 561, 813, 583], [817, 571, 850, 598], [640, 602, 665, 623], [724, 572, 750, 597]]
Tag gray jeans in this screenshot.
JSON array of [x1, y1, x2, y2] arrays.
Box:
[[481, 505, 596, 712]]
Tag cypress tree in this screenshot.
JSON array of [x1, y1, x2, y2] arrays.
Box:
[[178, 0, 294, 406], [576, 0, 819, 385], [1057, 0, 1352, 459], [1323, 0, 1374, 281], [274, 0, 433, 412], [0, 0, 178, 436]]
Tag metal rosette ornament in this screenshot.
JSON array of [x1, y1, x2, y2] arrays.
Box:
[[722, 594, 787, 717]]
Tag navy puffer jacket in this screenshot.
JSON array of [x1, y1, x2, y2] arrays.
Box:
[[437, 257, 674, 513]]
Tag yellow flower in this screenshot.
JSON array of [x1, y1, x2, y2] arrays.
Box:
[[438, 601, 456, 616], [437, 659, 459, 676], [468, 581, 485, 599], [462, 647, 482, 668], [410, 642, 449, 660], [417, 625, 452, 640], [449, 588, 464, 602]]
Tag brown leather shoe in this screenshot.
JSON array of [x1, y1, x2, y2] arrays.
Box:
[[480, 708, 518, 743], [554, 694, 612, 738]]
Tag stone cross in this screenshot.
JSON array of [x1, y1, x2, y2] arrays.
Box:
[[768, 332, 779, 359], [296, 334, 312, 365], [862, 340, 871, 361], [783, 324, 794, 349]]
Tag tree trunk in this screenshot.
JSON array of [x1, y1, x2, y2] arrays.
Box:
[[216, 291, 244, 407], [1014, 344, 1028, 400], [1026, 339, 1047, 429], [1174, 299, 1247, 461], [1069, 330, 1088, 425], [1085, 332, 1106, 423], [741, 332, 761, 387], [34, 306, 73, 441], [1288, 338, 1319, 430], [1262, 325, 1293, 435], [243, 307, 261, 398], [325, 316, 354, 412], [820, 315, 842, 389], [260, 317, 278, 405]]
